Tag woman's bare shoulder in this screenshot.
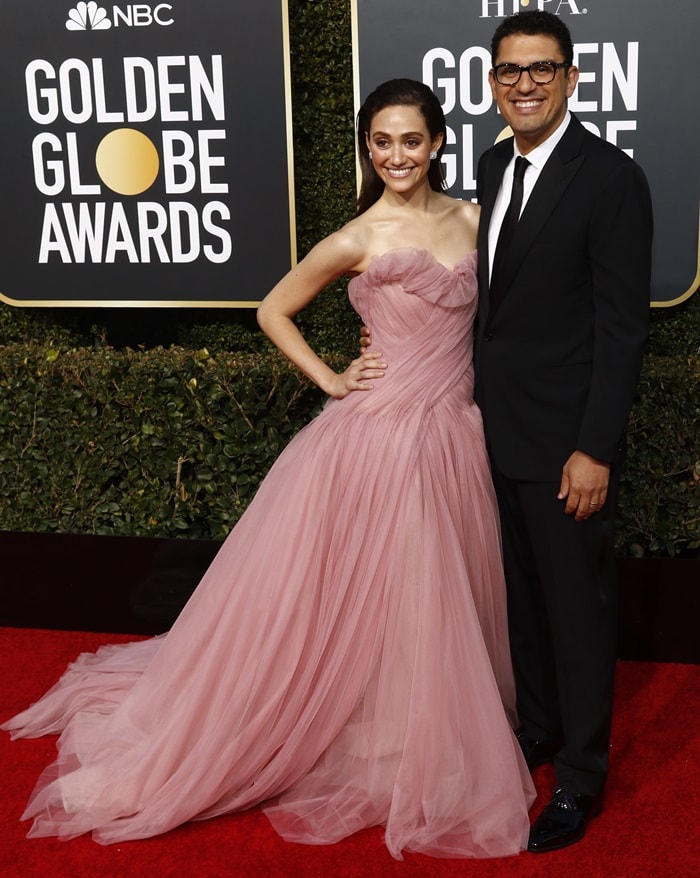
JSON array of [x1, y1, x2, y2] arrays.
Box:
[[432, 193, 479, 251], [451, 195, 480, 224], [302, 216, 372, 275], [449, 197, 479, 250], [324, 211, 392, 274]]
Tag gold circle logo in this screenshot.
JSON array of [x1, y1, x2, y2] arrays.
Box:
[[95, 128, 160, 195]]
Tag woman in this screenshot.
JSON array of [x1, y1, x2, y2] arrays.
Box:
[[3, 79, 534, 859]]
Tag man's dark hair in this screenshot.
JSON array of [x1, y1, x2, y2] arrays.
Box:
[[491, 11, 574, 67]]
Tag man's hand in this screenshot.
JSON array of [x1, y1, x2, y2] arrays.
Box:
[[558, 450, 610, 521]]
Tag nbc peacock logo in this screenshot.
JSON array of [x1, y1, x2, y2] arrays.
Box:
[[66, 2, 112, 30]]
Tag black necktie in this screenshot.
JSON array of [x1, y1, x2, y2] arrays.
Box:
[[490, 156, 529, 292]]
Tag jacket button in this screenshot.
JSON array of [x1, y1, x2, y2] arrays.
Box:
[[485, 331, 494, 341]]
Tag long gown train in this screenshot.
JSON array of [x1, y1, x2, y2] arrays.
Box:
[[2, 248, 535, 858]]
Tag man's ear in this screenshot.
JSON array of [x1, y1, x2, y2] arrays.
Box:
[[565, 65, 579, 99]]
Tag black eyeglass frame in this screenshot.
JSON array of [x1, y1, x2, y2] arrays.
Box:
[[492, 61, 569, 85]]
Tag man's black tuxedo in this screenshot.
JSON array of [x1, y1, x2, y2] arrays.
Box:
[[475, 114, 652, 482], [474, 114, 653, 797]]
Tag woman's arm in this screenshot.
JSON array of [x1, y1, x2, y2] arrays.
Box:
[[257, 230, 386, 398]]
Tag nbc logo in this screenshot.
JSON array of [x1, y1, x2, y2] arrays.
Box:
[[66, 2, 112, 30], [65, 3, 175, 29]]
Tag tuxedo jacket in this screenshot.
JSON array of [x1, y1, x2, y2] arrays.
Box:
[[474, 114, 653, 482]]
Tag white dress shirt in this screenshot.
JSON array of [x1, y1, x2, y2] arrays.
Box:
[[487, 111, 572, 283]]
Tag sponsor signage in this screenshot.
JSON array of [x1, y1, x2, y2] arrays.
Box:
[[0, 1, 295, 307], [353, 0, 699, 305]]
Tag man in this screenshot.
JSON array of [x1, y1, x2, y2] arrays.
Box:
[[475, 11, 653, 852]]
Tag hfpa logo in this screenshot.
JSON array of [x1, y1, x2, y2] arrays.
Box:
[[479, 0, 587, 17], [66, 2, 174, 30]]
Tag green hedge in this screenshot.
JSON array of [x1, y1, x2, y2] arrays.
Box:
[[0, 342, 697, 556], [0, 345, 328, 540], [619, 354, 700, 557]]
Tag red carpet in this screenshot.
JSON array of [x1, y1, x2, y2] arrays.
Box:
[[1, 627, 698, 877]]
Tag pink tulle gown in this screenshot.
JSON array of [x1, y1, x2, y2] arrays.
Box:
[[3, 248, 535, 858]]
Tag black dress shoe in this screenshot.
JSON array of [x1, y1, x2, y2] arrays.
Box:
[[516, 732, 561, 769], [527, 787, 603, 853]]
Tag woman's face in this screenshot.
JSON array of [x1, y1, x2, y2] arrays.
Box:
[[365, 104, 442, 198]]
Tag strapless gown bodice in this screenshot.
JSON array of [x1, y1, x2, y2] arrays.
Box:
[[346, 247, 478, 410]]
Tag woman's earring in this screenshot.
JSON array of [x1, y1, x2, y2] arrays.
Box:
[[368, 151, 373, 160], [430, 151, 438, 160]]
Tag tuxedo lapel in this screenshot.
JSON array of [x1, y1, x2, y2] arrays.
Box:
[[479, 145, 511, 232]]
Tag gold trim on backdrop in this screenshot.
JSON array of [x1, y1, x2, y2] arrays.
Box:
[[0, 293, 262, 309], [650, 205, 699, 308], [350, 0, 362, 199], [282, 0, 297, 271]]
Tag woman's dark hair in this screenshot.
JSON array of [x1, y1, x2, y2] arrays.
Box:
[[491, 10, 574, 67], [355, 78, 447, 216]]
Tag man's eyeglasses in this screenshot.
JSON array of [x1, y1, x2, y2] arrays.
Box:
[[492, 61, 569, 86]]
